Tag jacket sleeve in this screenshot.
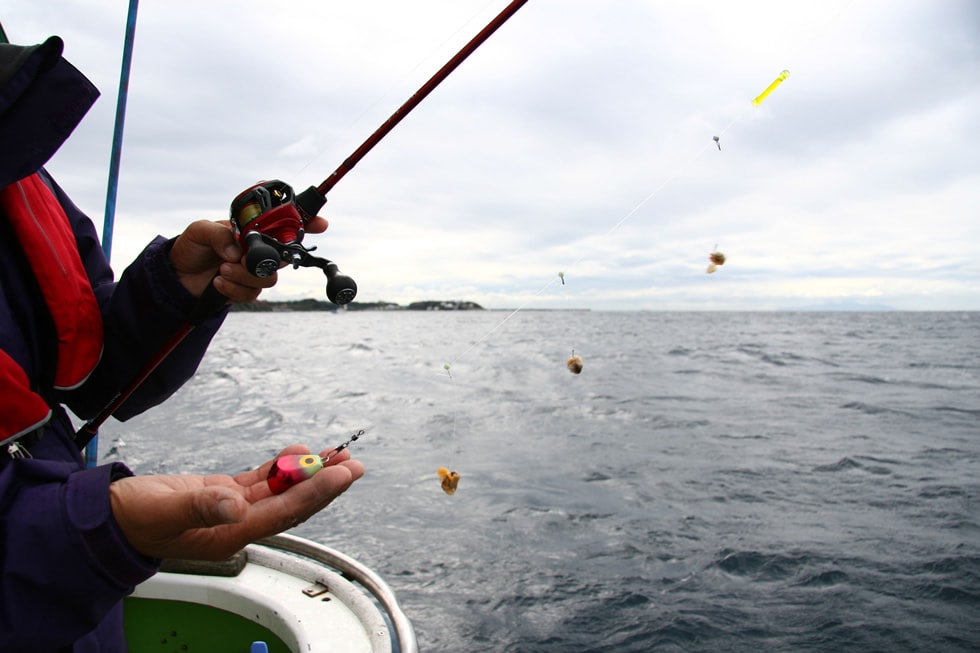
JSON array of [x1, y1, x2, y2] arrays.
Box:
[[0, 458, 158, 651], [0, 176, 231, 651], [43, 171, 230, 421]]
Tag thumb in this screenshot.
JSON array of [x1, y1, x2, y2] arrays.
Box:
[[191, 220, 241, 263], [184, 486, 248, 528], [172, 220, 241, 271]]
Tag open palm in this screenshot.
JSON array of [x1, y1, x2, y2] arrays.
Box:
[[109, 445, 364, 561]]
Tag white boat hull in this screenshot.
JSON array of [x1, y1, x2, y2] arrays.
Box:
[[125, 534, 417, 653]]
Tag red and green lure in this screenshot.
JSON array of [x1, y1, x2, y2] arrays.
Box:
[[267, 429, 364, 494]]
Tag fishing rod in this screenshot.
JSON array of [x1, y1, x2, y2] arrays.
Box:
[[75, 0, 530, 449], [228, 0, 530, 286]]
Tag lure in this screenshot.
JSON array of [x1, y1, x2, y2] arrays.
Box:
[[713, 135, 721, 150], [752, 70, 790, 106], [438, 467, 461, 495], [567, 353, 584, 374], [267, 430, 364, 494], [267, 454, 324, 495]]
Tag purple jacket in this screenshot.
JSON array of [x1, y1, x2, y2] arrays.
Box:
[[1, 38, 227, 651]]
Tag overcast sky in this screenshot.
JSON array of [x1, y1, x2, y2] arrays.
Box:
[[6, 0, 979, 310]]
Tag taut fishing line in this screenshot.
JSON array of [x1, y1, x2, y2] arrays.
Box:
[[430, 67, 795, 492], [558, 271, 584, 374], [311, 2, 851, 495], [434, 85, 768, 374]]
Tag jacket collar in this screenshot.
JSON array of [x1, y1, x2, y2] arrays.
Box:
[[0, 36, 100, 188]]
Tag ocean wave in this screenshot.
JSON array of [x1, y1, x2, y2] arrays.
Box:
[[839, 401, 918, 417], [794, 569, 850, 587], [98, 311, 980, 653], [932, 405, 980, 418], [713, 548, 821, 581], [813, 457, 863, 472]]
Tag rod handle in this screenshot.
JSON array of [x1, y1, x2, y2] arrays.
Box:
[[186, 277, 230, 326]]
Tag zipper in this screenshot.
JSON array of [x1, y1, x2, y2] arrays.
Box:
[[7, 440, 33, 459]]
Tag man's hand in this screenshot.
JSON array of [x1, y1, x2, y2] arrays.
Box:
[[109, 444, 362, 561], [168, 216, 328, 302]]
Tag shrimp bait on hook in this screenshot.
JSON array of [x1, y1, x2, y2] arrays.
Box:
[[707, 247, 727, 274], [438, 467, 461, 495]]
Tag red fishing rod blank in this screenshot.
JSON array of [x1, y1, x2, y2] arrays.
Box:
[[317, 0, 529, 196]]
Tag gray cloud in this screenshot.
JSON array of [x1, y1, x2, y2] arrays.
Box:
[[5, 0, 978, 310]]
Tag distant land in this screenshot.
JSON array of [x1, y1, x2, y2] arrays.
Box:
[[790, 301, 896, 311], [230, 298, 914, 313], [230, 299, 484, 312]]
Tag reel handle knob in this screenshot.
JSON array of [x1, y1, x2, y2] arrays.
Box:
[[324, 261, 357, 305]]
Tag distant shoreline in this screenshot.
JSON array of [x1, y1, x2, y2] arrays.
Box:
[[230, 299, 485, 312], [230, 300, 976, 313]]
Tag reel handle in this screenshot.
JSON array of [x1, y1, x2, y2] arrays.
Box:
[[324, 261, 358, 305]]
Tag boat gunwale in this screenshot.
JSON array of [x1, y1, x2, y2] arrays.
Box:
[[129, 534, 418, 653]]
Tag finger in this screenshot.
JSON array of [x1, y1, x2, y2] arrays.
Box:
[[305, 460, 365, 512], [220, 262, 278, 289], [178, 221, 240, 264], [318, 446, 351, 465], [125, 483, 247, 533], [305, 215, 328, 234], [211, 278, 265, 304], [146, 483, 248, 529], [348, 458, 366, 479], [237, 463, 362, 538], [198, 221, 242, 263], [190, 486, 249, 527], [213, 265, 277, 303], [336, 458, 365, 483]]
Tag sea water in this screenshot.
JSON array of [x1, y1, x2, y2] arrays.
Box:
[[100, 311, 980, 652]]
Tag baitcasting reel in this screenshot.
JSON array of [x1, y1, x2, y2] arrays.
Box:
[[229, 180, 357, 305]]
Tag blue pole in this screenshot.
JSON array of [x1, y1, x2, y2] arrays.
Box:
[[86, 0, 140, 467], [101, 0, 140, 262]]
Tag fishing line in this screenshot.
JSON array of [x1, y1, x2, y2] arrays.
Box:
[[287, 2, 849, 495], [595, 110, 748, 250], [558, 271, 584, 374], [304, 5, 848, 496], [427, 74, 786, 489], [433, 362, 463, 495], [548, 1, 853, 273], [440, 363, 459, 470], [437, 109, 752, 373]]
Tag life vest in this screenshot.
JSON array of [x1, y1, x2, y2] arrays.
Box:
[[0, 173, 103, 445]]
